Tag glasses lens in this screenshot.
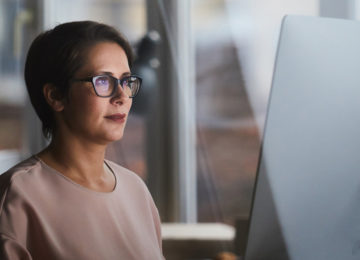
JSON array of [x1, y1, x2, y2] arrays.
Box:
[[122, 76, 140, 98], [93, 75, 113, 96]]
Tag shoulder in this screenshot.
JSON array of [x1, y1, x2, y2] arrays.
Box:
[[105, 159, 145, 185], [104, 159, 152, 196], [105, 159, 161, 219], [0, 156, 40, 191], [0, 156, 41, 212], [1, 156, 40, 177]]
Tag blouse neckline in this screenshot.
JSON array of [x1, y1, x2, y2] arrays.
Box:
[[33, 155, 118, 195]]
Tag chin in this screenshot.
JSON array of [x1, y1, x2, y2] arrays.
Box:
[[93, 127, 126, 144], [106, 131, 125, 142]]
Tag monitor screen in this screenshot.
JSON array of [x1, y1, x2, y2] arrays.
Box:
[[244, 15, 360, 260]]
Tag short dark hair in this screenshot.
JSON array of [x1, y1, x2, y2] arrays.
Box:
[[24, 21, 134, 139]]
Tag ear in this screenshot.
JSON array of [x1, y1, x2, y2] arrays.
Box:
[[43, 83, 65, 112]]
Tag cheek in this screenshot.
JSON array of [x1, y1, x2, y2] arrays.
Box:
[[127, 99, 133, 112], [85, 100, 108, 121], [66, 94, 105, 120]]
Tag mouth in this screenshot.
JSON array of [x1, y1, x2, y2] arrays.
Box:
[[104, 113, 126, 123]]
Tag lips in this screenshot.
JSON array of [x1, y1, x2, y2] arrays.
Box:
[[105, 113, 126, 123]]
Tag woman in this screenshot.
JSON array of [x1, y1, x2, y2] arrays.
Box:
[[0, 21, 164, 259]]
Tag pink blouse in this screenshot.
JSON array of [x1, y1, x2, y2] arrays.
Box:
[[0, 156, 164, 260]]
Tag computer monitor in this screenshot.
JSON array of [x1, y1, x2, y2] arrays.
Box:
[[244, 15, 360, 260]]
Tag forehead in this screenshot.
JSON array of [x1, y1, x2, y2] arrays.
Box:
[[76, 41, 130, 77]]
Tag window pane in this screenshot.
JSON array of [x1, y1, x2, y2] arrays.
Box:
[[0, 0, 31, 172], [193, 0, 318, 225]]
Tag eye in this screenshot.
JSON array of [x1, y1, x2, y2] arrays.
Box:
[[121, 77, 129, 86], [122, 76, 138, 87], [95, 76, 110, 87], [93, 76, 112, 95]]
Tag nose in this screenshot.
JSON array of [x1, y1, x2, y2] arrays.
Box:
[[110, 81, 131, 105]]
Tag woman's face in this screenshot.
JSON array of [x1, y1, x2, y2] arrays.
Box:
[[58, 41, 132, 145]]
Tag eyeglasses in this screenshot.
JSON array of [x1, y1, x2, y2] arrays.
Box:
[[73, 74, 142, 98]]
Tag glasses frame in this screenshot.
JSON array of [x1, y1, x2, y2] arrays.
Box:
[[72, 74, 142, 98]]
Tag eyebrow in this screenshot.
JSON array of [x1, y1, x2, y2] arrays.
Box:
[[96, 71, 131, 78]]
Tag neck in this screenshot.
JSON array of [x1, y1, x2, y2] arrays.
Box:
[[37, 132, 108, 182]]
